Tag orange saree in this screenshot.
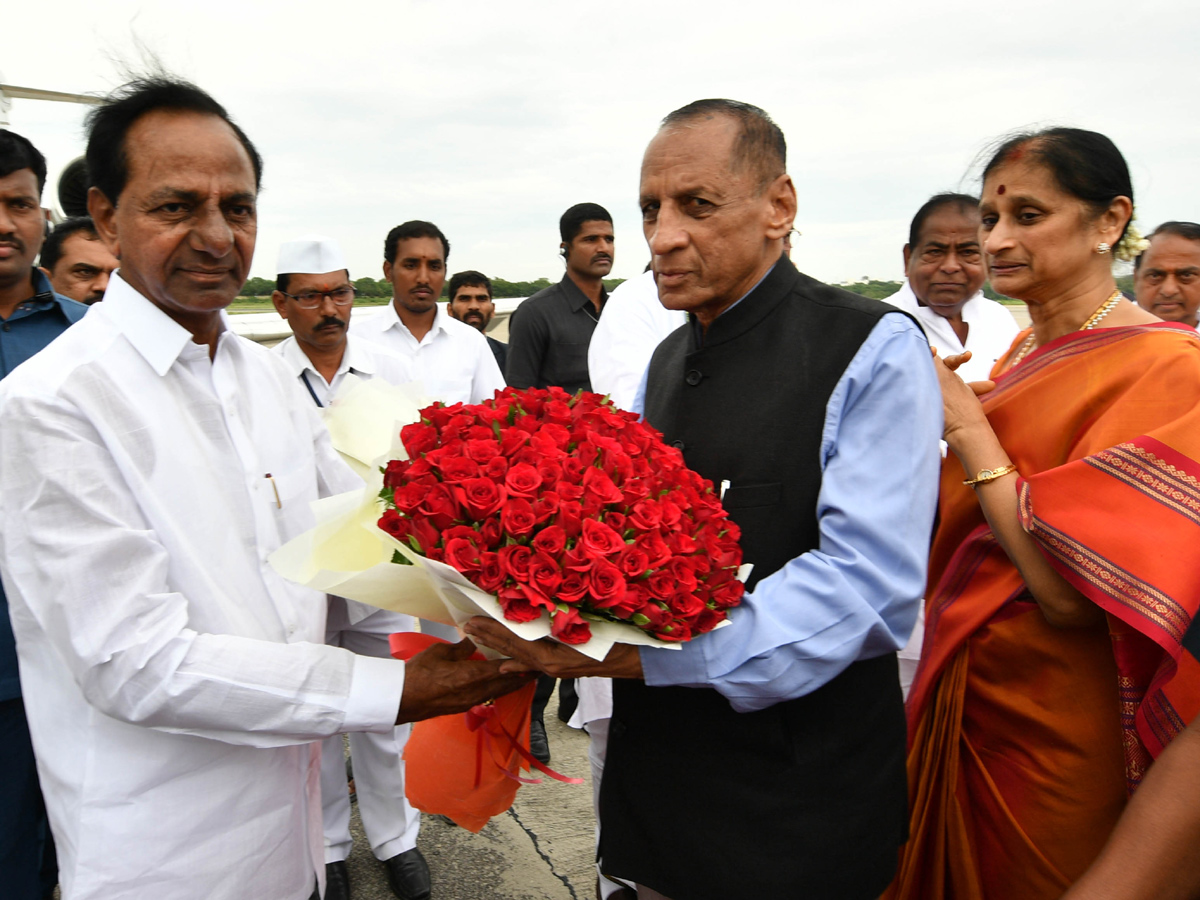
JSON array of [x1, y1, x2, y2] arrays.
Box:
[[888, 323, 1200, 900]]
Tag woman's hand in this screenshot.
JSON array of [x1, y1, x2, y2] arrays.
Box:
[[931, 349, 994, 448]]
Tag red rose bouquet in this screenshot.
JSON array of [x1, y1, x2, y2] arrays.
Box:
[[375, 386, 745, 651]]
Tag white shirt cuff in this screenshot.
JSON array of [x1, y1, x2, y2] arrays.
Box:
[[341, 653, 406, 733]]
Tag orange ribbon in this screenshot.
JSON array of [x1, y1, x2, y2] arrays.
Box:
[[389, 632, 583, 787]]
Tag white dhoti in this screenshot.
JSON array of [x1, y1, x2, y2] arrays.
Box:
[[320, 599, 421, 863]]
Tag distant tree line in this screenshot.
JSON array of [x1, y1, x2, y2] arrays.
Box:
[[835, 277, 1135, 304], [240, 275, 626, 299]]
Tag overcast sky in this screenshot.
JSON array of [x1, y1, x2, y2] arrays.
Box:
[[7, 0, 1197, 286]]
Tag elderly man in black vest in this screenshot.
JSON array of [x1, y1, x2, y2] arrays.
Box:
[[467, 99, 943, 900]]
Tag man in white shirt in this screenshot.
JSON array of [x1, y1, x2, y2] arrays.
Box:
[[1134, 221, 1200, 330], [271, 236, 428, 900], [0, 76, 525, 900], [587, 268, 686, 412], [885, 192, 1020, 383], [353, 221, 504, 405]]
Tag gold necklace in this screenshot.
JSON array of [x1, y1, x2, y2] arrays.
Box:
[[1008, 289, 1123, 368]]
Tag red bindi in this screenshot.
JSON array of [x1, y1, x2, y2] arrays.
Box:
[[997, 185, 1006, 195]]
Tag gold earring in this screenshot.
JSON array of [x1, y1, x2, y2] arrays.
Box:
[[1097, 242, 1111, 255]]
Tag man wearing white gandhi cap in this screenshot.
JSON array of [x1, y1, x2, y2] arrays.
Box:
[[271, 236, 432, 900]]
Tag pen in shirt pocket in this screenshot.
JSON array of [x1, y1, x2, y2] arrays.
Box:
[[265, 473, 282, 509]]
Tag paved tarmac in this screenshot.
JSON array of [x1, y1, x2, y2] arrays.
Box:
[[340, 696, 599, 900]]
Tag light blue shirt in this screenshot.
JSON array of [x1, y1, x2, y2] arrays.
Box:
[[637, 312, 943, 712]]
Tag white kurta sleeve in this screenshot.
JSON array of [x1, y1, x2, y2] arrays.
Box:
[[0, 390, 404, 749]]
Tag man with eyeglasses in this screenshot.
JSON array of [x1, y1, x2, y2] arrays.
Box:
[[270, 236, 432, 900]]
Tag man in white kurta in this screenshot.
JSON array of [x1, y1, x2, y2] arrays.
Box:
[[884, 279, 1019, 383], [271, 235, 428, 900], [0, 272, 402, 899], [884, 193, 1020, 694], [587, 269, 686, 412], [0, 81, 524, 900], [352, 221, 504, 406]]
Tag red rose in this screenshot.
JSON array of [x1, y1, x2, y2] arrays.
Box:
[[438, 456, 481, 483], [532, 525, 567, 558], [464, 438, 502, 462], [668, 557, 699, 592], [558, 570, 589, 605], [382, 459, 410, 490], [615, 545, 650, 579], [550, 606, 592, 645], [408, 517, 441, 555], [504, 463, 542, 498], [694, 607, 726, 634], [419, 483, 461, 530], [444, 537, 482, 574], [533, 491, 561, 524], [498, 544, 533, 582], [479, 518, 503, 549], [497, 586, 543, 624], [579, 518, 625, 558], [604, 511, 627, 534], [499, 427, 528, 458], [634, 532, 672, 568], [500, 498, 536, 537], [561, 546, 594, 574], [456, 477, 507, 520], [528, 551, 563, 596], [378, 509, 410, 540], [666, 589, 705, 619], [655, 619, 693, 643], [583, 468, 624, 504], [537, 461, 563, 488], [392, 482, 427, 515], [636, 602, 672, 631], [484, 455, 509, 480], [587, 558, 625, 607], [476, 552, 504, 593], [400, 422, 439, 456], [646, 569, 677, 601], [628, 499, 662, 531]]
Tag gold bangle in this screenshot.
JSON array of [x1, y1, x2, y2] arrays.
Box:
[[963, 464, 1017, 487]]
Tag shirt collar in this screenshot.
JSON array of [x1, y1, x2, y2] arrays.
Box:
[[99, 271, 231, 377], [26, 268, 82, 315], [558, 273, 607, 313], [383, 299, 451, 339], [893, 278, 985, 319]]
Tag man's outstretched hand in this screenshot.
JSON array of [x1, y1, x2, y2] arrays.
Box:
[[396, 637, 535, 724], [463, 617, 644, 680]]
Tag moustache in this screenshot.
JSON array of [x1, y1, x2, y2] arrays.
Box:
[[0, 237, 25, 252], [592, 254, 612, 263], [316, 316, 346, 330]]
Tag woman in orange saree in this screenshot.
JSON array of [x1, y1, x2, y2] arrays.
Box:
[[888, 128, 1200, 900]]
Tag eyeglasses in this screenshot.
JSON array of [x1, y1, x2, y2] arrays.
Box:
[[281, 286, 357, 308]]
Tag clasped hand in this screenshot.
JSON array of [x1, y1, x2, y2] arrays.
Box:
[[464, 617, 644, 680], [396, 637, 535, 724]]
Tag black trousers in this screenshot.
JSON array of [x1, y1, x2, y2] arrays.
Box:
[[0, 698, 56, 900]]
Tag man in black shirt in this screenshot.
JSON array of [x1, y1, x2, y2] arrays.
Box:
[[447, 270, 507, 374], [506, 203, 613, 392]]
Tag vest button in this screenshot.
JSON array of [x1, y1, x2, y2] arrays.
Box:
[[685, 369, 702, 386], [672, 440, 685, 450], [1, 324, 9, 332]]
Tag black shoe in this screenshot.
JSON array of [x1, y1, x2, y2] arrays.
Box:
[[383, 847, 431, 900], [324, 861, 351, 900], [556, 678, 579, 723], [529, 719, 551, 764]]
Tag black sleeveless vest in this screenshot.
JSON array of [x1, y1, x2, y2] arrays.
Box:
[[599, 258, 914, 900]]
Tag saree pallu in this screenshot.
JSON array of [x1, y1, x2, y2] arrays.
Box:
[[888, 323, 1200, 900]]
